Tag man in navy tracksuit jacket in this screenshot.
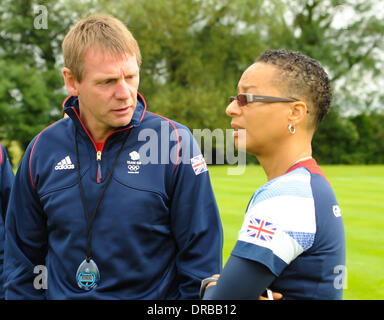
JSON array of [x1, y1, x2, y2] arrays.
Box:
[[4, 14, 222, 299], [0, 144, 14, 299]]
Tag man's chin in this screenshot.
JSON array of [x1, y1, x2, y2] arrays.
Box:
[[110, 113, 134, 128]]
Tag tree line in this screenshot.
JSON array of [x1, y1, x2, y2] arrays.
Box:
[[0, 0, 383, 166]]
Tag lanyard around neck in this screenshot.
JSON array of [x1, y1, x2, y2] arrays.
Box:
[[74, 127, 131, 262]]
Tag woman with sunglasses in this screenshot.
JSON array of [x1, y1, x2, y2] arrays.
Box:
[[201, 49, 346, 300]]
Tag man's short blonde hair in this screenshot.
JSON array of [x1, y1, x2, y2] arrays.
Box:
[[62, 13, 142, 82]]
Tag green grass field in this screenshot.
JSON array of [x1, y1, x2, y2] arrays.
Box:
[[208, 164, 384, 300]]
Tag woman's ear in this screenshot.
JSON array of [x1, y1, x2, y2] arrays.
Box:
[[287, 100, 309, 126]]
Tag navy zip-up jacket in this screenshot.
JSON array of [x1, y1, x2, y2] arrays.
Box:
[[4, 93, 223, 299], [0, 144, 14, 299]]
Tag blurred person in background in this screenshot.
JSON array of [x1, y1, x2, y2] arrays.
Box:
[[0, 144, 14, 299]]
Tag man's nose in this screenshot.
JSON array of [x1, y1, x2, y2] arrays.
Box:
[[115, 79, 134, 100]]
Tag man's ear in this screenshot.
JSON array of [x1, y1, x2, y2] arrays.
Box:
[[287, 101, 309, 126], [62, 67, 79, 96]]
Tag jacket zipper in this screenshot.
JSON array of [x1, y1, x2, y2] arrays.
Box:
[[94, 126, 134, 183], [96, 150, 102, 183], [71, 106, 134, 184]]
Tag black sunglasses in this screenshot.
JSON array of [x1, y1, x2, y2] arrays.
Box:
[[229, 93, 298, 106]]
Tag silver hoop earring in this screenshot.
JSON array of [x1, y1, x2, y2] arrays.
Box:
[[288, 124, 296, 135]]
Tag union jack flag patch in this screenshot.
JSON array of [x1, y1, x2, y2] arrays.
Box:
[[247, 218, 276, 242], [190, 154, 208, 175]]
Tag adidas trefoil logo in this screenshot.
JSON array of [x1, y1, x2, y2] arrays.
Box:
[[55, 156, 75, 170]]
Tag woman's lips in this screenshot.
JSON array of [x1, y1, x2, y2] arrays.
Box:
[[231, 122, 243, 137]]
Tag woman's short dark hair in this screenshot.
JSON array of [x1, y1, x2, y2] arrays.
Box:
[[256, 49, 332, 128]]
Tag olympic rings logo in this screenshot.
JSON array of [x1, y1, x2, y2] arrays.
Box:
[[128, 165, 140, 171]]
